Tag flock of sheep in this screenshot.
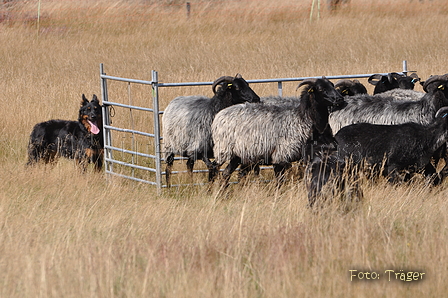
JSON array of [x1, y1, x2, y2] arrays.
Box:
[[162, 71, 448, 207]]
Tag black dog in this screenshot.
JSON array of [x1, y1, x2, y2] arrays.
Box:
[[27, 94, 104, 171]]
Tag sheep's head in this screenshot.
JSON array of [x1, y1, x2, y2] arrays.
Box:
[[422, 74, 448, 95], [335, 79, 368, 96], [398, 73, 420, 90], [297, 77, 345, 134], [298, 77, 345, 109], [368, 72, 419, 94], [212, 74, 260, 104]]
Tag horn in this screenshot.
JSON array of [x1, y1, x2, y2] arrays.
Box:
[[422, 75, 445, 93], [389, 72, 403, 81], [368, 74, 383, 86], [212, 76, 234, 94], [335, 79, 356, 88], [296, 78, 317, 91], [435, 107, 448, 118]]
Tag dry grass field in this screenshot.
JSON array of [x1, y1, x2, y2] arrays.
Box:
[[1, 0, 448, 297]]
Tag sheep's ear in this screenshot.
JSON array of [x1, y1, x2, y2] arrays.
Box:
[[235, 73, 242, 79], [339, 87, 349, 95], [81, 94, 89, 106]]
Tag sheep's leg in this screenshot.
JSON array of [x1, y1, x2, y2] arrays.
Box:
[[386, 166, 406, 184], [201, 156, 218, 182], [273, 163, 292, 186], [165, 153, 175, 188], [423, 162, 443, 185], [186, 157, 195, 173], [238, 163, 254, 180], [222, 157, 241, 186], [238, 162, 261, 181]]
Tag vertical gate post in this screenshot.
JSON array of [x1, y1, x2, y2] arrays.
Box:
[[277, 81, 283, 97], [402, 60, 408, 76], [100, 63, 113, 174], [186, 2, 191, 18], [152, 70, 163, 193]]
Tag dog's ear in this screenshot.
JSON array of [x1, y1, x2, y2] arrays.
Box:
[[81, 94, 89, 106], [91, 94, 99, 103]]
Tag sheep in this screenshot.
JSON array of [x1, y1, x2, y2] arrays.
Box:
[[306, 147, 363, 209], [333, 106, 448, 185], [368, 72, 420, 94], [162, 74, 260, 187], [334, 79, 368, 96], [329, 74, 448, 134], [376, 88, 424, 101], [211, 77, 345, 185]]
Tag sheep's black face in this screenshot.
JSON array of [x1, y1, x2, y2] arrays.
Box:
[[229, 78, 261, 104], [397, 77, 417, 90], [335, 80, 368, 96], [313, 78, 345, 110]]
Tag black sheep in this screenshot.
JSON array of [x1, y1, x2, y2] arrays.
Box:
[[334, 106, 448, 184]]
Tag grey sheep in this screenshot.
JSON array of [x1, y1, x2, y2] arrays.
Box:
[[376, 88, 424, 101], [162, 74, 260, 187], [329, 74, 448, 134], [211, 77, 344, 185]]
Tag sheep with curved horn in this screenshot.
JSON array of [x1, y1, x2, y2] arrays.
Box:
[[162, 74, 260, 187], [329, 74, 448, 134], [212, 76, 344, 186]]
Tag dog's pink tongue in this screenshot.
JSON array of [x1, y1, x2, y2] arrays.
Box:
[[88, 120, 100, 135]]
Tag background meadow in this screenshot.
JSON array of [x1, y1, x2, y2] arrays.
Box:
[[1, 0, 448, 297]]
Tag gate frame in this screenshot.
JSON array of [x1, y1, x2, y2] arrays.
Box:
[[100, 61, 413, 192]]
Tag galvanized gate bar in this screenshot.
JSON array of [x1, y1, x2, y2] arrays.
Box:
[[151, 70, 163, 193], [104, 125, 156, 138], [103, 101, 156, 112], [104, 145, 157, 159], [100, 61, 413, 190]]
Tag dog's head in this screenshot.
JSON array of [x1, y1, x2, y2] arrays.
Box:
[[79, 94, 102, 134]]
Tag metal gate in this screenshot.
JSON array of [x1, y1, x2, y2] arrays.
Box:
[[100, 61, 413, 191]]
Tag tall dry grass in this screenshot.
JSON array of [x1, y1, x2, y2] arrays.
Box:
[[1, 0, 448, 297]]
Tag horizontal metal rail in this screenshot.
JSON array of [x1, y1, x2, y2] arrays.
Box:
[[105, 170, 158, 186], [102, 71, 411, 89], [100, 74, 154, 85], [104, 125, 156, 138], [105, 158, 157, 173], [105, 145, 157, 160], [103, 101, 156, 112]]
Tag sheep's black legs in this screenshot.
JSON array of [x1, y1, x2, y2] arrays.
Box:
[[186, 158, 195, 173], [165, 153, 175, 187], [201, 156, 218, 182], [273, 163, 292, 186], [238, 163, 261, 180], [423, 163, 444, 185], [221, 157, 241, 186]]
